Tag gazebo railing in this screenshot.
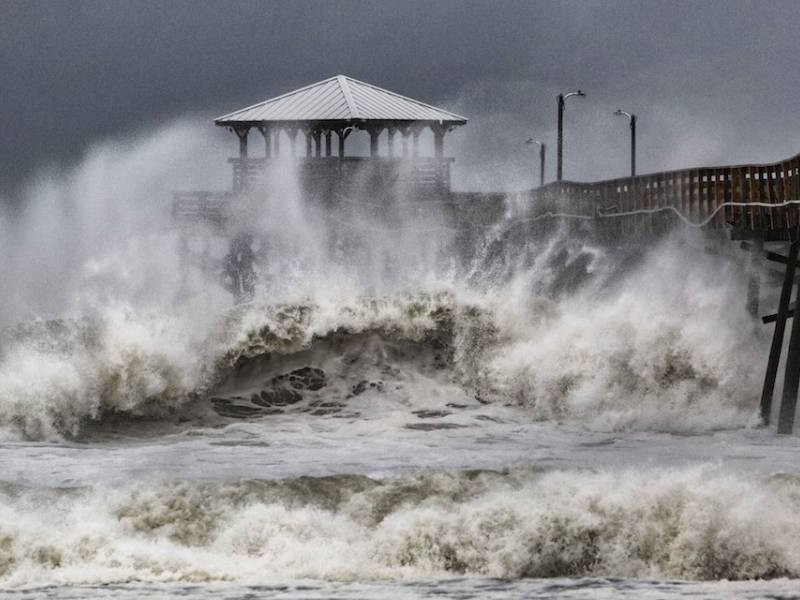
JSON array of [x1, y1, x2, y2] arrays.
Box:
[[228, 157, 452, 194]]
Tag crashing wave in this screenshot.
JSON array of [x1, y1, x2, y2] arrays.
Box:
[[0, 466, 798, 586], [0, 233, 767, 439]]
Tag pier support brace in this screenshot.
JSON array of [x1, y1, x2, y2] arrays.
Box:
[[761, 242, 799, 425]]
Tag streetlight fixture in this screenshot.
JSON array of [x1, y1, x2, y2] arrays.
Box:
[[556, 90, 586, 181], [525, 138, 546, 187], [614, 109, 637, 177]]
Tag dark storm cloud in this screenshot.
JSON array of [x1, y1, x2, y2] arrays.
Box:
[[2, 0, 800, 193]]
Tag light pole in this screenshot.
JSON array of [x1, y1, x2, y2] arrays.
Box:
[[614, 109, 636, 177], [525, 138, 546, 187], [556, 90, 585, 181]]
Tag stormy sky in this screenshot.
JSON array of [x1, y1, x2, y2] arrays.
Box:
[[3, 0, 800, 194]]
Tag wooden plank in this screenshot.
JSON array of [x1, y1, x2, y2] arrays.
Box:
[[763, 305, 794, 324], [766, 250, 792, 264]]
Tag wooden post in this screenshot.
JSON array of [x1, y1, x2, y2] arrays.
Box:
[[337, 127, 351, 158], [234, 126, 249, 158], [401, 129, 410, 157], [368, 127, 380, 157], [273, 129, 281, 157], [325, 131, 332, 157], [288, 128, 297, 157], [412, 128, 421, 157], [387, 128, 396, 157], [314, 130, 322, 157], [778, 241, 800, 433], [760, 241, 797, 425], [259, 126, 271, 158], [433, 124, 446, 158], [305, 130, 312, 157]]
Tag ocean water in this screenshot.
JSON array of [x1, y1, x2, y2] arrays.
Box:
[[0, 124, 799, 598]]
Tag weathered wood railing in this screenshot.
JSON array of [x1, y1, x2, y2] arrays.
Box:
[[528, 151, 800, 240], [229, 156, 452, 196]]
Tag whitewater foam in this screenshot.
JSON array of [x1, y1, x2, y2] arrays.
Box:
[[0, 229, 768, 440], [0, 465, 798, 588]]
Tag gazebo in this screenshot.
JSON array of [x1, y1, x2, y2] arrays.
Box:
[[214, 75, 467, 193]]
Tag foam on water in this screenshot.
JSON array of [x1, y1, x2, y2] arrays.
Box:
[[1, 466, 799, 587]]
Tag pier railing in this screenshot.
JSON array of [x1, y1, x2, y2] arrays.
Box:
[[173, 151, 800, 241], [528, 151, 800, 240]]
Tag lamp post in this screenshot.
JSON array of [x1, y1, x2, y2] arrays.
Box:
[[525, 138, 546, 187], [614, 109, 637, 177], [556, 90, 585, 181]]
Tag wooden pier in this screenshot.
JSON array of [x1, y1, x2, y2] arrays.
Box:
[[527, 151, 800, 240]]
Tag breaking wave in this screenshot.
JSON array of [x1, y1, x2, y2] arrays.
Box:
[[0, 230, 767, 440], [1, 465, 799, 587]]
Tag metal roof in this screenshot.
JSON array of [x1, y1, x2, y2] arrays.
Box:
[[215, 75, 467, 126]]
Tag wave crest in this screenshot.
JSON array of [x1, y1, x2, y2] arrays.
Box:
[[0, 234, 768, 438]]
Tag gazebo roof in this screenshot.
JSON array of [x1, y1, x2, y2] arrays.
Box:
[[215, 75, 467, 127]]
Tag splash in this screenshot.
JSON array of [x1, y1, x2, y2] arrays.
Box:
[[0, 121, 768, 439]]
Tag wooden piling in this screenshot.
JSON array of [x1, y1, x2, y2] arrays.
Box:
[[778, 241, 800, 434], [761, 241, 799, 425]]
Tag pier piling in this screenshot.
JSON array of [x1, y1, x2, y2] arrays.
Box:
[[760, 242, 798, 426]]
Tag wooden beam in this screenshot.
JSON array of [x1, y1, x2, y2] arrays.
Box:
[[766, 250, 790, 264]]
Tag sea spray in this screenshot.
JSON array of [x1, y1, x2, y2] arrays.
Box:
[[0, 121, 769, 439], [487, 233, 767, 430], [0, 233, 767, 439]]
